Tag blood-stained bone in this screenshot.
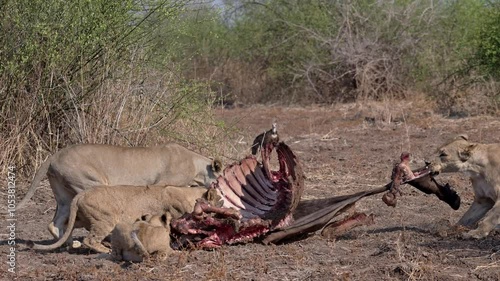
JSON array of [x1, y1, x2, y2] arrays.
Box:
[[382, 153, 460, 210], [170, 141, 304, 249], [383, 152, 415, 207]]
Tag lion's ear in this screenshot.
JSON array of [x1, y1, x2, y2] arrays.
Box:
[[140, 214, 152, 222], [456, 134, 468, 141], [161, 212, 171, 224], [458, 144, 476, 162], [212, 158, 223, 174]]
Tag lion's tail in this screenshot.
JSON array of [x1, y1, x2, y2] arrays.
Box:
[[17, 156, 53, 210], [31, 192, 81, 251]]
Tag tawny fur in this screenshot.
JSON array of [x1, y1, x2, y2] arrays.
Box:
[[16, 143, 222, 240], [111, 213, 172, 262], [430, 135, 500, 238], [31, 185, 213, 253]]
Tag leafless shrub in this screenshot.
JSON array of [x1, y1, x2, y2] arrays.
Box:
[[207, 1, 440, 104], [290, 1, 435, 103], [434, 75, 500, 117], [188, 57, 270, 106], [0, 63, 233, 182]]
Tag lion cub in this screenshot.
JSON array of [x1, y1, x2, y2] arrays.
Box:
[[31, 185, 212, 253], [430, 134, 500, 238], [111, 212, 172, 262]]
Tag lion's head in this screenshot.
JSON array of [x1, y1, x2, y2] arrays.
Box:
[[430, 134, 478, 174]]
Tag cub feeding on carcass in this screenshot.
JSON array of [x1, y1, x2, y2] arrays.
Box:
[[111, 212, 172, 262], [430, 134, 500, 238], [30, 185, 217, 253]]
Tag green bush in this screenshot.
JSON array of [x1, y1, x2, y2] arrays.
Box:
[[165, 0, 498, 110], [474, 3, 500, 78], [219, 0, 443, 102]]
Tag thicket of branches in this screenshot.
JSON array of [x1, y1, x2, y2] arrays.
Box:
[[1, 0, 499, 178], [167, 0, 499, 111], [0, 0, 232, 178]]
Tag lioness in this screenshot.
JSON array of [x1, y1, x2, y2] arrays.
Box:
[[31, 185, 213, 253], [111, 212, 172, 262], [430, 135, 500, 238], [17, 143, 222, 239]]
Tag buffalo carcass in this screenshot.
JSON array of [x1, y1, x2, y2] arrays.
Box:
[[171, 128, 460, 247]]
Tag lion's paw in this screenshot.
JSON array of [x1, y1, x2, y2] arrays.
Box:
[[462, 229, 488, 239]]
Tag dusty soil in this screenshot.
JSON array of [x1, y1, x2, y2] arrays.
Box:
[[2, 102, 500, 281]]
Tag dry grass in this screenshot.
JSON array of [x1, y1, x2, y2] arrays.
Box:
[[0, 68, 238, 183], [435, 76, 500, 117]]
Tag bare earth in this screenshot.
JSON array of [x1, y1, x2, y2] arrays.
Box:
[[2, 103, 500, 281]]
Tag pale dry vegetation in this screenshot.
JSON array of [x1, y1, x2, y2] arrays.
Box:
[[1, 65, 235, 179], [0, 0, 236, 179]]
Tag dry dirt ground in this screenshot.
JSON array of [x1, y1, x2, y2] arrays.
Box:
[[2, 103, 500, 281]]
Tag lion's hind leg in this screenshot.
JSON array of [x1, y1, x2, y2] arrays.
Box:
[[83, 222, 114, 253], [47, 176, 75, 239]]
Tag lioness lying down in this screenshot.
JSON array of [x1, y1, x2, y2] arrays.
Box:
[[31, 185, 214, 253], [430, 135, 500, 238], [111, 212, 172, 262], [17, 143, 222, 240]]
